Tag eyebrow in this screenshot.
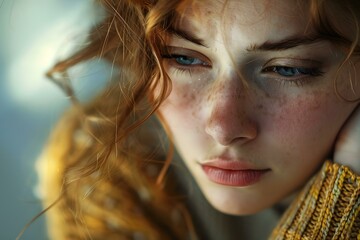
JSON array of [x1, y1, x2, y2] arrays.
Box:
[[166, 26, 209, 48], [166, 26, 326, 51], [246, 35, 326, 52]]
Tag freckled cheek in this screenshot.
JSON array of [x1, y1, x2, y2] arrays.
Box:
[[158, 82, 207, 132], [267, 94, 340, 156], [158, 83, 211, 159], [161, 82, 205, 116]]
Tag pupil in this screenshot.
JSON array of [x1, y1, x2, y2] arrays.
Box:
[[177, 56, 194, 65], [278, 67, 298, 76]]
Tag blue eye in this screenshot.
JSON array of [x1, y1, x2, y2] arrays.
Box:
[[174, 55, 204, 65], [162, 54, 207, 66], [264, 66, 322, 77], [276, 67, 310, 77]]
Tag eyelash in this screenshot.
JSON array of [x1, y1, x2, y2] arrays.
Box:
[[161, 54, 210, 73], [161, 54, 324, 86], [261, 66, 324, 86]]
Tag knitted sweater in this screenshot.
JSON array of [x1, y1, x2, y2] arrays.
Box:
[[270, 161, 360, 239]]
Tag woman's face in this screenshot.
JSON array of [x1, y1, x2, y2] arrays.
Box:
[[158, 0, 359, 215]]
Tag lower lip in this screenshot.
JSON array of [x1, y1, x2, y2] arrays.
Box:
[[201, 165, 269, 187]]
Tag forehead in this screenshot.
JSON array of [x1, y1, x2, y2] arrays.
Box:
[[174, 0, 313, 47]]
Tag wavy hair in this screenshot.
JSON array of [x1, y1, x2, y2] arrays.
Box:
[[29, 0, 360, 240]]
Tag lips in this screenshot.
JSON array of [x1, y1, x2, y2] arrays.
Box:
[[200, 158, 270, 187]]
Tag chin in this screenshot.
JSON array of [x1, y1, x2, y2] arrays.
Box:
[[205, 195, 269, 216]]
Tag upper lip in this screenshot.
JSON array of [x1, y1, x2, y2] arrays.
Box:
[[200, 157, 268, 171]]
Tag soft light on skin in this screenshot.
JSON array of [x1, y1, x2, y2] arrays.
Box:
[[158, 0, 360, 215]]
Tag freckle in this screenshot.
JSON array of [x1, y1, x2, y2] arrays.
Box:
[[310, 91, 322, 110], [313, 100, 321, 110], [189, 91, 196, 101], [257, 104, 264, 110], [296, 99, 303, 107], [276, 95, 287, 107]]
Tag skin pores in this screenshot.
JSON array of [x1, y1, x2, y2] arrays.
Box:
[[157, 0, 360, 215]]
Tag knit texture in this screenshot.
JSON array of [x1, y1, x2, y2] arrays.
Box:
[[270, 161, 360, 240]]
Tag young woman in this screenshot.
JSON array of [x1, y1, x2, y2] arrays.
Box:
[[36, 0, 360, 239]]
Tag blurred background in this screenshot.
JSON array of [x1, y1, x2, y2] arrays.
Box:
[[0, 0, 111, 238]]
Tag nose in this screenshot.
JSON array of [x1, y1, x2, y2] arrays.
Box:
[[205, 73, 258, 146]]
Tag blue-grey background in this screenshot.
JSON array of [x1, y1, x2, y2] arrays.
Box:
[[0, 0, 110, 239]]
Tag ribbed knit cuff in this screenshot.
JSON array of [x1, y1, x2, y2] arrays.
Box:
[[270, 161, 360, 240]]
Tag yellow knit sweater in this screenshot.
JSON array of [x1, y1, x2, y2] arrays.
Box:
[[270, 161, 360, 239]]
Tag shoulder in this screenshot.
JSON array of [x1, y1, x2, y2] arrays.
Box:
[[35, 107, 92, 239], [270, 161, 360, 239]]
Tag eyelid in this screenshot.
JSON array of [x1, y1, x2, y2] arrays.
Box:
[[164, 29, 209, 48], [263, 58, 323, 69], [162, 46, 212, 66]]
